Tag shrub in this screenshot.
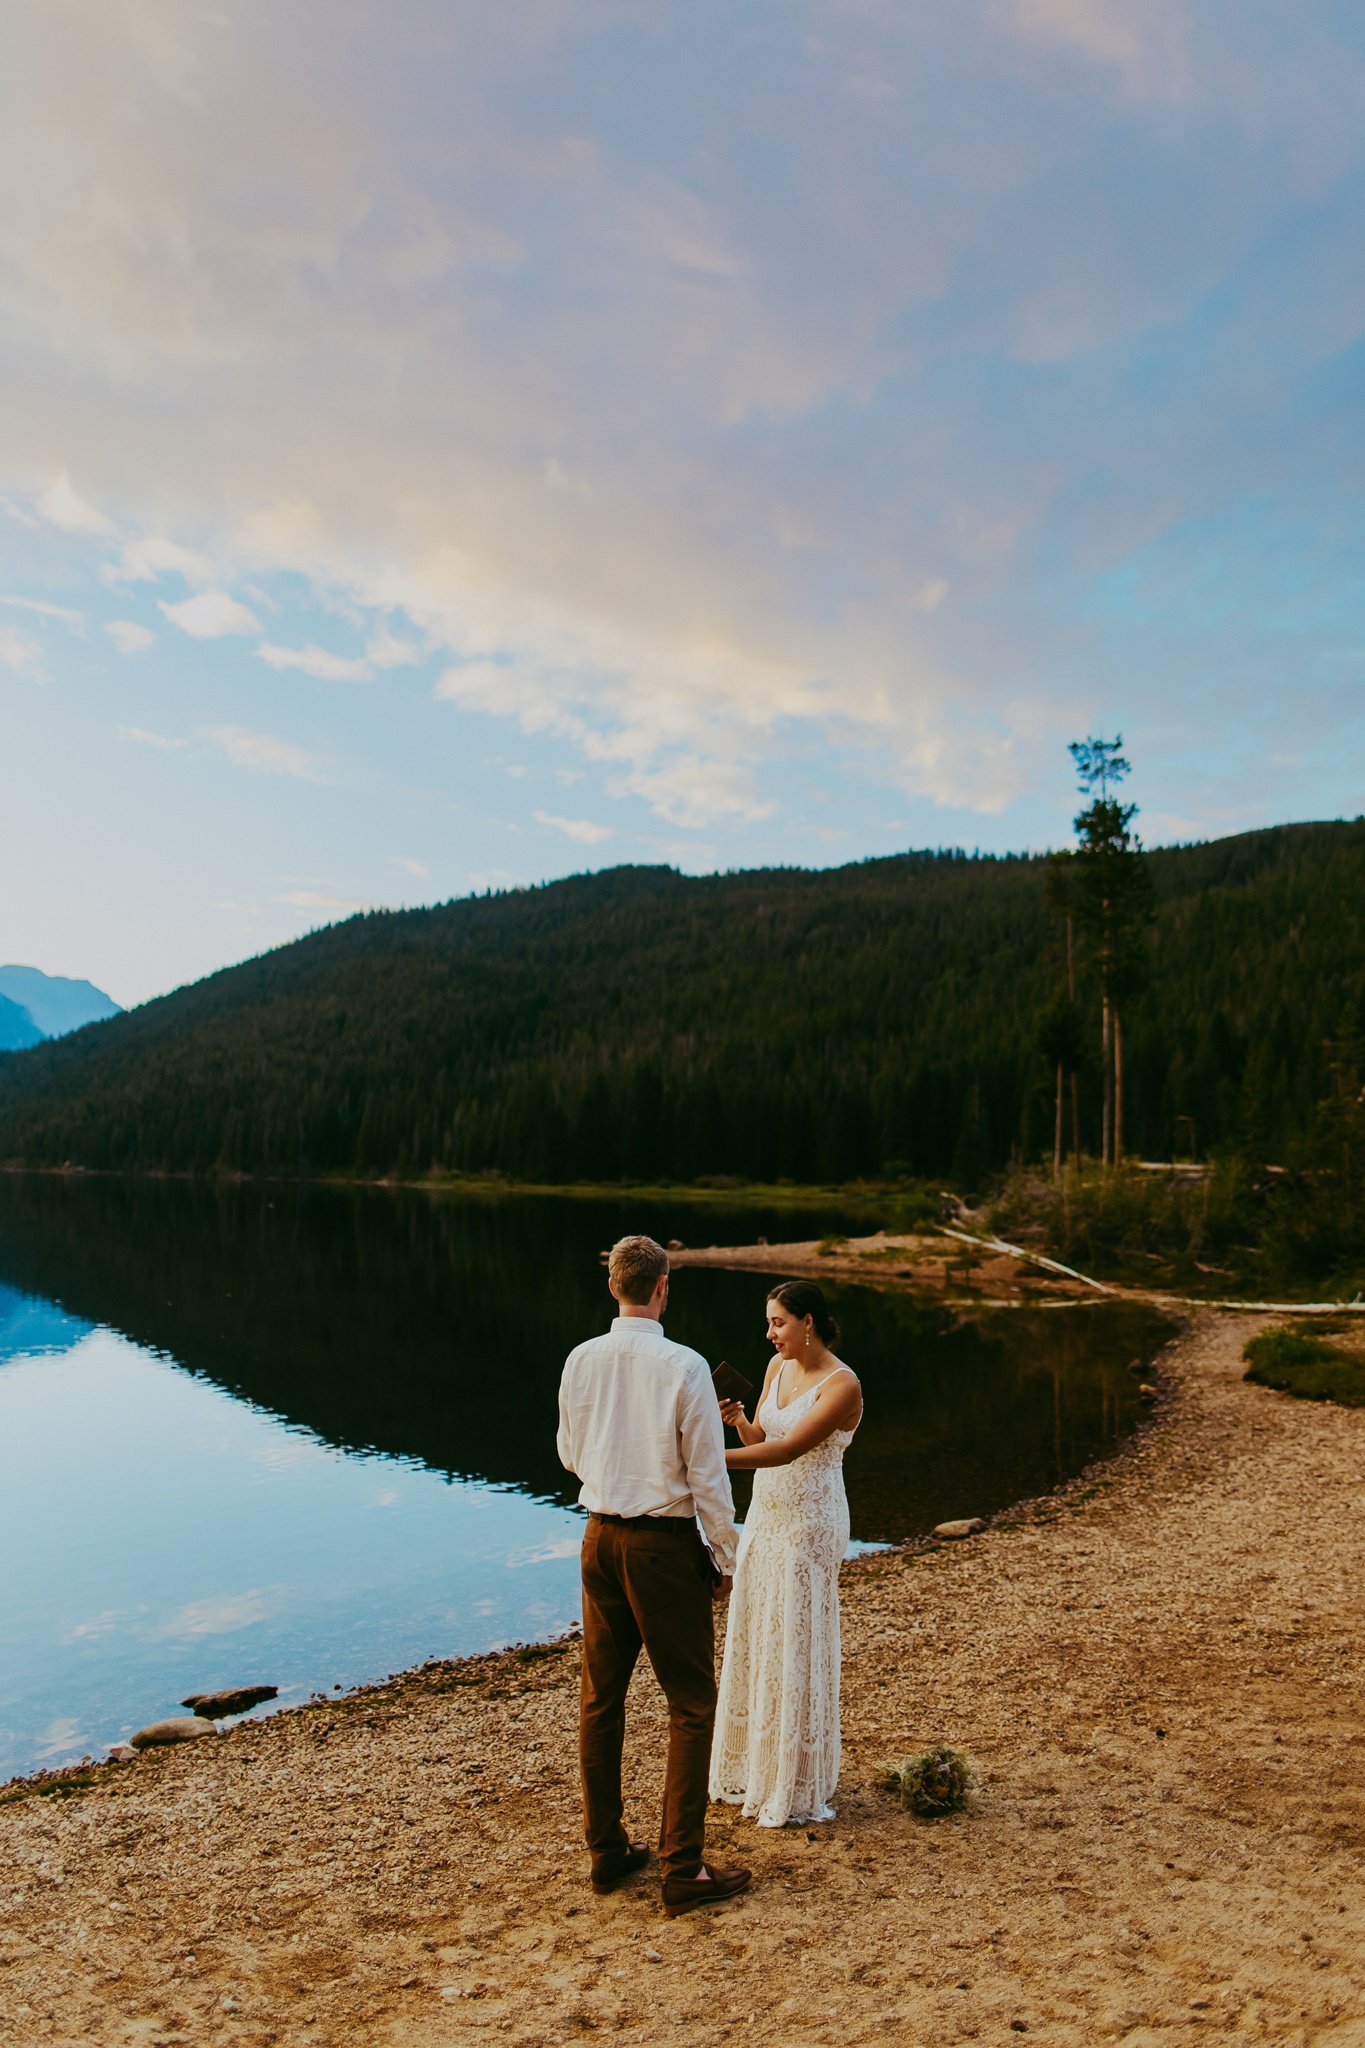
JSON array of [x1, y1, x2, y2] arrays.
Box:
[[884, 1182, 954, 1232], [1243, 1327, 1365, 1407], [987, 1159, 1365, 1298]]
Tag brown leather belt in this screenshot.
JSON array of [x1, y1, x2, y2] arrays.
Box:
[[589, 1511, 694, 1531]]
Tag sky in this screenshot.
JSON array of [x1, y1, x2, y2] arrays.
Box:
[[4, 0, 1365, 1008]]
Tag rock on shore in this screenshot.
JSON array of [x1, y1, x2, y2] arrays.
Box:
[[181, 1685, 278, 1720], [129, 1717, 218, 1749]]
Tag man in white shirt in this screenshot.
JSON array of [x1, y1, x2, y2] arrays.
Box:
[[558, 1233, 751, 1916]]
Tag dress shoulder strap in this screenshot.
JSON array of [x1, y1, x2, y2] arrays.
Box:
[[807, 1366, 851, 1398]]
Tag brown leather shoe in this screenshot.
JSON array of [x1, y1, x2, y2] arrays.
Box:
[[661, 1862, 752, 1917], [590, 1841, 651, 1895]]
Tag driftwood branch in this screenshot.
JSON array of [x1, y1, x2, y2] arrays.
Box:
[[939, 1226, 1116, 1294], [939, 1225, 1365, 1315]]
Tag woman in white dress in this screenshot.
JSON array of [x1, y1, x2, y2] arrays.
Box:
[[708, 1280, 862, 1827]]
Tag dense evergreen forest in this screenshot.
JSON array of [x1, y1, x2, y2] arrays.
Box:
[[1, 821, 1362, 1185]]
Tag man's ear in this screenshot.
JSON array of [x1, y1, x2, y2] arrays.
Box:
[[607, 1276, 621, 1302]]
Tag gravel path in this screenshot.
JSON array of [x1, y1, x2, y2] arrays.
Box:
[[2, 1310, 1363, 2047]]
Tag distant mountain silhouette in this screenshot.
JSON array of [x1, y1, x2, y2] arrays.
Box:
[[0, 994, 43, 1054], [0, 822, 1362, 1181], [0, 965, 121, 1040]]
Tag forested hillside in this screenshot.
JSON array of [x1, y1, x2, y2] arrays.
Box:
[[1, 822, 1362, 1184]]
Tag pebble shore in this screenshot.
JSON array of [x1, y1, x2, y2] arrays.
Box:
[[2, 1309, 1363, 2045]]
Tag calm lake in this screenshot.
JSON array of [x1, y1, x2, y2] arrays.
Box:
[[0, 1175, 1173, 1782]]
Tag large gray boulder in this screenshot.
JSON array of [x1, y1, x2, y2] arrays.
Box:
[[130, 1717, 218, 1749]]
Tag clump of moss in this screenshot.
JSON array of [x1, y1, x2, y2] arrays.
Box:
[[878, 1742, 977, 1817], [0, 1762, 111, 1809], [1244, 1327, 1365, 1407]]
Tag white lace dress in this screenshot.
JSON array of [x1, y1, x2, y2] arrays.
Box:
[[708, 1367, 857, 1827]]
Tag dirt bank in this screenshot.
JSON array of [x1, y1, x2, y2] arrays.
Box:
[[667, 1229, 1097, 1304], [3, 1311, 1363, 2047]]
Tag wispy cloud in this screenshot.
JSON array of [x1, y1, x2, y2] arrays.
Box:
[[533, 809, 614, 845], [273, 886, 367, 916], [507, 1534, 582, 1566], [0, 624, 47, 681], [365, 624, 423, 670], [37, 475, 112, 536], [258, 640, 373, 681], [160, 590, 260, 639], [611, 756, 776, 829], [154, 1589, 273, 1638], [117, 724, 184, 749], [33, 1717, 88, 1760], [62, 1607, 140, 1645], [2, 594, 83, 628], [105, 619, 155, 654], [391, 855, 430, 877], [208, 724, 326, 780], [106, 534, 217, 587]]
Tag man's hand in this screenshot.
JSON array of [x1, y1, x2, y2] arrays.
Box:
[[712, 1573, 733, 1602]]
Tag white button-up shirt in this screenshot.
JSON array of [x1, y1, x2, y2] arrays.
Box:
[[557, 1314, 738, 1574]]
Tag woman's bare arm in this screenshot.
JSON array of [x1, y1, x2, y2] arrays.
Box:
[[721, 1356, 780, 1445], [725, 1369, 861, 1470]]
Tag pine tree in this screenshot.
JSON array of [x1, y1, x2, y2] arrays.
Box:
[[1068, 737, 1154, 1166]]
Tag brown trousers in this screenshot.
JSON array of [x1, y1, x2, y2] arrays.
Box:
[[579, 1514, 717, 1883]]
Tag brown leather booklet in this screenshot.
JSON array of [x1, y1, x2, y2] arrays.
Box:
[[711, 1359, 754, 1406]]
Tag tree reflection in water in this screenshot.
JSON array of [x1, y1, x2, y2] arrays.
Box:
[[0, 1175, 1173, 1541]]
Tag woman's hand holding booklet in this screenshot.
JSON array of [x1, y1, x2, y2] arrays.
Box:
[[711, 1360, 753, 1407]]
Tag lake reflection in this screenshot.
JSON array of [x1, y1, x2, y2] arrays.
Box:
[[0, 1176, 1173, 1781]]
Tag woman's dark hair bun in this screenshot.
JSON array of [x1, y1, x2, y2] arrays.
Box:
[[766, 1278, 841, 1348]]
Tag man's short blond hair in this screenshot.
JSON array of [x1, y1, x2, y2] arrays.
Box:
[[608, 1234, 669, 1305]]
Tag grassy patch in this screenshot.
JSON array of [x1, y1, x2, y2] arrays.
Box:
[[0, 1763, 113, 1808], [417, 1172, 891, 1212], [1243, 1326, 1365, 1406], [345, 1170, 952, 1233]]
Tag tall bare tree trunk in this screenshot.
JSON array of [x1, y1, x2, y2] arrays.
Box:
[[1101, 989, 1113, 1168], [1100, 893, 1114, 1167], [1066, 914, 1080, 1160], [1054, 1061, 1064, 1180], [1113, 1006, 1124, 1166]]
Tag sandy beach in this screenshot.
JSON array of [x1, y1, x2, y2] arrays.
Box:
[[3, 1306, 1363, 2047]]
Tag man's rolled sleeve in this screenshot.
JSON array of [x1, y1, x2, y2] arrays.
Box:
[[556, 1373, 577, 1476], [677, 1362, 739, 1574]]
